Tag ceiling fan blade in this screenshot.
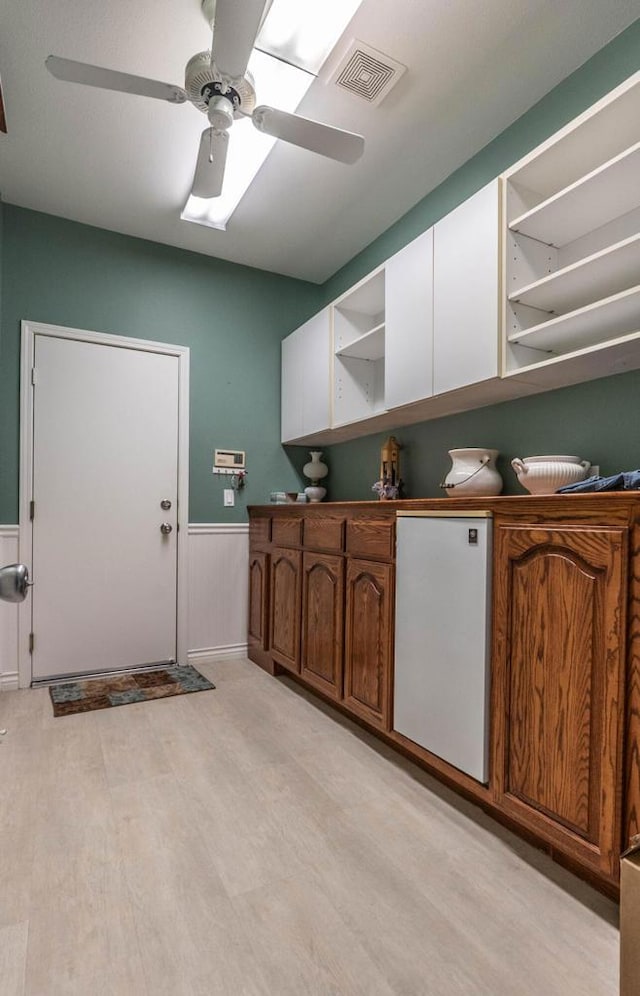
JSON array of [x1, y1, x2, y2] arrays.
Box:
[[252, 106, 364, 164], [211, 0, 271, 80], [0, 76, 7, 133], [45, 56, 187, 104], [191, 128, 229, 198]]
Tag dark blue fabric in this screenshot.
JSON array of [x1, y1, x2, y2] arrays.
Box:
[[557, 471, 640, 493]]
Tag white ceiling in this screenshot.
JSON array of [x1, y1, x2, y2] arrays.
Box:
[[1, 1, 638, 283]]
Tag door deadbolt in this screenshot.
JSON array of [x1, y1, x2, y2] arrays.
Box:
[[160, 499, 172, 510], [160, 522, 173, 535]]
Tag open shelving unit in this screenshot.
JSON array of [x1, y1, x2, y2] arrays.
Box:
[[335, 321, 385, 361], [332, 267, 386, 426], [508, 234, 640, 314], [502, 70, 640, 378], [509, 285, 640, 354], [509, 142, 640, 246]]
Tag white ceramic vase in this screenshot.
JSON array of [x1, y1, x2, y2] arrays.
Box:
[[442, 448, 503, 497], [303, 450, 328, 503]]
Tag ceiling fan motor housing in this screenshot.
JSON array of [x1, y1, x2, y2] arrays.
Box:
[[185, 51, 255, 117]]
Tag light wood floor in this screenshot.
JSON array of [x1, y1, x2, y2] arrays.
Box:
[[0, 658, 618, 995]]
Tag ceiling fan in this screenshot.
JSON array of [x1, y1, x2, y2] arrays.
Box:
[[45, 0, 364, 199]]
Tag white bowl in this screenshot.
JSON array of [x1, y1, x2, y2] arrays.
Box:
[[511, 455, 591, 495]]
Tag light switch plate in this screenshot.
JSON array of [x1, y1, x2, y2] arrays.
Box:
[[223, 489, 235, 507]]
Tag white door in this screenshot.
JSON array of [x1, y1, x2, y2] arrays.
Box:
[[31, 334, 181, 680]]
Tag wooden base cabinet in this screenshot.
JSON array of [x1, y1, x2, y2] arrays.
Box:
[[249, 497, 640, 896], [344, 558, 394, 730], [270, 547, 302, 673], [248, 550, 270, 668], [301, 552, 344, 700], [492, 524, 628, 882]]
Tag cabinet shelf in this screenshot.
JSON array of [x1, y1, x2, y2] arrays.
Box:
[[508, 233, 640, 314], [509, 142, 640, 246], [335, 323, 385, 361], [509, 284, 640, 353]]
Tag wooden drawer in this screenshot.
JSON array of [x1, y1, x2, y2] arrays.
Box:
[[346, 518, 395, 561], [303, 517, 345, 553], [249, 516, 271, 548], [272, 517, 303, 548]]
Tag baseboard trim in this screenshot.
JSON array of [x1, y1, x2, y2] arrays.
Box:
[[188, 644, 248, 665], [0, 671, 19, 691]]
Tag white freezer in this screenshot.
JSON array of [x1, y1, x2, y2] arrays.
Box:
[[393, 512, 492, 783]]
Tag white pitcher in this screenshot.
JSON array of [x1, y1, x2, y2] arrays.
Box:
[[441, 449, 502, 497]]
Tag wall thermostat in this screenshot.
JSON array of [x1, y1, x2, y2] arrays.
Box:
[[214, 449, 245, 469]]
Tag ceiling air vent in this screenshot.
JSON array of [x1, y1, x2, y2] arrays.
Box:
[[329, 41, 406, 107]]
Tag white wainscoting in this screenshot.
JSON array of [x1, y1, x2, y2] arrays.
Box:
[[0, 523, 249, 688], [0, 527, 20, 690], [187, 523, 249, 665]]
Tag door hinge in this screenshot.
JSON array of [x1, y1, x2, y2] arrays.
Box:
[[28, 633, 34, 654], [31, 367, 38, 385], [30, 500, 35, 521]]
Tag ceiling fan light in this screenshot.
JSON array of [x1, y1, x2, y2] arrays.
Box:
[[207, 95, 235, 129]]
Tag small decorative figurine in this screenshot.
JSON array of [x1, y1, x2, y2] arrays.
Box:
[[372, 435, 403, 500]]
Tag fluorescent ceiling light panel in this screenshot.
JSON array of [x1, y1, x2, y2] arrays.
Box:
[[181, 0, 363, 231], [257, 0, 364, 75]]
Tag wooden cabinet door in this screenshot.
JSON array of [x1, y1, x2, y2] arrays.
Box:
[[270, 547, 302, 673], [493, 525, 627, 881], [301, 552, 344, 701], [344, 559, 394, 730], [248, 550, 269, 659]]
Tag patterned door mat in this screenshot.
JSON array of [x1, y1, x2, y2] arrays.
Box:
[[49, 664, 215, 716]]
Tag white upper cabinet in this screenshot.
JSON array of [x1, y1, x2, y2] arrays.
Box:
[[279, 72, 640, 446], [281, 308, 331, 444], [502, 70, 640, 383], [385, 228, 434, 410], [433, 180, 500, 395]]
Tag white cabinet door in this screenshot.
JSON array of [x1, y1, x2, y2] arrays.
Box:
[[385, 228, 434, 409], [281, 326, 304, 443], [281, 308, 331, 443], [433, 180, 500, 395]]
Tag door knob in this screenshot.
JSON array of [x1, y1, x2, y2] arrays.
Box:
[[0, 563, 31, 603], [160, 499, 172, 510], [160, 522, 173, 535]]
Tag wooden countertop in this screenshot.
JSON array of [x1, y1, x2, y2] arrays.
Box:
[[250, 493, 640, 522]]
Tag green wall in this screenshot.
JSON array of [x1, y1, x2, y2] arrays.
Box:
[[316, 19, 640, 499], [325, 371, 640, 501], [0, 206, 321, 522]]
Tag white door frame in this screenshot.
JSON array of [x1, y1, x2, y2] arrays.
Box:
[[18, 320, 190, 688]]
